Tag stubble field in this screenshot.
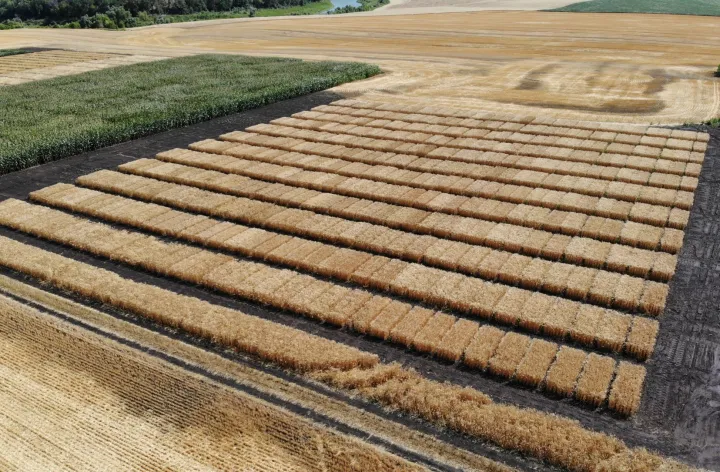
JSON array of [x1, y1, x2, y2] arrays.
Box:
[[3, 10, 720, 124]]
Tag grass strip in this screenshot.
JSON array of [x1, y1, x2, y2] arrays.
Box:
[[0, 54, 380, 174], [0, 48, 33, 57], [549, 0, 720, 16]]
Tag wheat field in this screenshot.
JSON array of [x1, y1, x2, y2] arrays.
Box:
[[0, 98, 706, 471]]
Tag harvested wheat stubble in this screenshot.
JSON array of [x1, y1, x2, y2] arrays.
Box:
[[608, 362, 647, 416], [191, 139, 689, 231], [575, 354, 616, 407], [220, 131, 695, 211], [0, 295, 428, 472], [242, 122, 697, 195], [164, 146, 683, 252], [0, 236, 687, 471], [544, 346, 588, 397], [105, 162, 678, 282]]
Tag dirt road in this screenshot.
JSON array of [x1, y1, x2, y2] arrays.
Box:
[[3, 10, 720, 123]]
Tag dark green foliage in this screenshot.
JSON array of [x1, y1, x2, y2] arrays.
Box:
[[0, 48, 31, 56], [550, 0, 720, 16], [715, 64, 720, 77], [0, 54, 380, 174], [0, 0, 326, 27]]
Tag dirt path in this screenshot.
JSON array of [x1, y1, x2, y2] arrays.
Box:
[[3, 11, 720, 122]]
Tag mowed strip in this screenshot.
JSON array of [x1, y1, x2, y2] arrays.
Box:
[[116, 157, 678, 286], [0, 239, 686, 472], [189, 138, 690, 229], [30, 183, 659, 355], [0, 200, 645, 410], [69, 166, 670, 319]]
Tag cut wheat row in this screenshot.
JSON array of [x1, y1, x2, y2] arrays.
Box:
[[0, 233, 374, 372], [329, 99, 707, 143], [40, 177, 673, 317], [312, 103, 708, 152], [0, 237, 674, 472], [244, 121, 700, 194], [329, 99, 710, 149], [32, 183, 665, 332], [33, 182, 672, 308], [239, 123, 701, 196], [299, 106, 707, 163], [0, 200, 646, 411], [221, 130, 696, 210], [190, 139, 689, 230], [106, 161, 678, 283], [278, 113, 703, 181], [159, 148, 684, 253]]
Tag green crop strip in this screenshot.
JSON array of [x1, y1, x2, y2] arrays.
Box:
[[0, 54, 380, 174]]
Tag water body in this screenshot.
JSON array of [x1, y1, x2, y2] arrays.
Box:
[[331, 0, 361, 7], [326, 0, 361, 12]]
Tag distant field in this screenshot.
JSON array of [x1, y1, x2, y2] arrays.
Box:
[[550, 0, 720, 16], [0, 54, 380, 174]]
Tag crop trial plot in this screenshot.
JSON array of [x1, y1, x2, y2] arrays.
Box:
[[0, 98, 709, 472]]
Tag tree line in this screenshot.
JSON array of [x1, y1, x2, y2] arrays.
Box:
[[0, 0, 319, 27]]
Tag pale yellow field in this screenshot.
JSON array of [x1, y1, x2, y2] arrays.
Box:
[[0, 50, 165, 86], [3, 10, 720, 123]]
